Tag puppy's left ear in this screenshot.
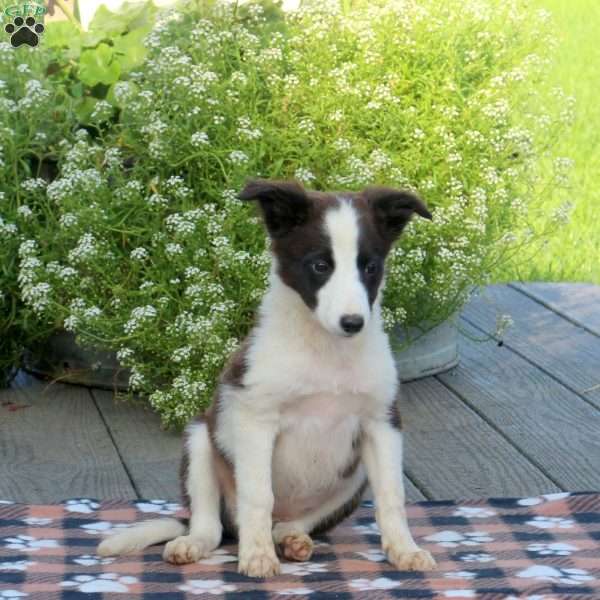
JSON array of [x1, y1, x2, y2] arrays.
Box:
[[364, 186, 432, 242], [239, 178, 310, 238]]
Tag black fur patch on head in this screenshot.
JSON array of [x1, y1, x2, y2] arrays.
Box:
[[239, 179, 310, 238], [362, 186, 432, 247], [240, 179, 338, 310], [240, 180, 432, 313]]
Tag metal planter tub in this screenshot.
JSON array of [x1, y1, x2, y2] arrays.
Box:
[[393, 316, 459, 382]]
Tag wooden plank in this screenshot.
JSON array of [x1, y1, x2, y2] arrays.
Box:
[[400, 377, 559, 500], [438, 322, 600, 491], [92, 389, 182, 501], [463, 285, 600, 408], [0, 372, 135, 503], [403, 476, 426, 503], [513, 282, 600, 338]]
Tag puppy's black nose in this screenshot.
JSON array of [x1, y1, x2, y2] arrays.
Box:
[[340, 314, 364, 335]]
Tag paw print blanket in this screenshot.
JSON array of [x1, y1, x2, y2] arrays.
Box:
[[0, 493, 598, 599]]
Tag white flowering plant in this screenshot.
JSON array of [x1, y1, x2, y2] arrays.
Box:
[[1, 0, 574, 427]]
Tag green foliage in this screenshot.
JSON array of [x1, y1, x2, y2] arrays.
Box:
[[0, 0, 573, 426], [42, 1, 157, 122]]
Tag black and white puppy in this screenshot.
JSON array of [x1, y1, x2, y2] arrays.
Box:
[[98, 179, 436, 577]]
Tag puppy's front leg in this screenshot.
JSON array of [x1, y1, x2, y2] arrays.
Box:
[[234, 408, 280, 577], [362, 417, 436, 571]]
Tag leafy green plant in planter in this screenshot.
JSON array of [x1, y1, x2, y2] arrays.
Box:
[[43, 1, 158, 123], [12, 0, 574, 428]]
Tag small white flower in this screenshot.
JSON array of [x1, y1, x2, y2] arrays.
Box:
[[130, 247, 149, 260], [191, 131, 210, 147], [228, 150, 249, 165]]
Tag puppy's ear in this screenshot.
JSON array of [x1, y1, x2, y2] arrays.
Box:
[[239, 179, 310, 238], [363, 186, 432, 243]]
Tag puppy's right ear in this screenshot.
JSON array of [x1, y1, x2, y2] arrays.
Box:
[[239, 179, 310, 238]]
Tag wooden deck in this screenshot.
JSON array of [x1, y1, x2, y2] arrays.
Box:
[[2, 283, 599, 504]]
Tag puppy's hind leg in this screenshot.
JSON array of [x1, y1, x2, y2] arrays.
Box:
[[164, 421, 223, 565]]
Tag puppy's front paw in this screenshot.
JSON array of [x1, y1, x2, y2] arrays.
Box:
[[386, 546, 436, 571], [163, 535, 213, 564], [239, 544, 281, 577]]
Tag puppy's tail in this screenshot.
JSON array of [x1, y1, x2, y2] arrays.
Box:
[[97, 518, 188, 557]]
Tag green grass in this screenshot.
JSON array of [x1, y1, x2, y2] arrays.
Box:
[[501, 0, 600, 283]]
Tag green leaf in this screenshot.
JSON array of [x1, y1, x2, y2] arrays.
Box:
[[78, 44, 121, 86], [113, 27, 150, 72], [89, 4, 128, 37], [44, 21, 81, 50], [74, 96, 99, 124], [119, 1, 158, 31]]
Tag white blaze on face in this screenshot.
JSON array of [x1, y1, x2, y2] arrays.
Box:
[[315, 201, 370, 336]]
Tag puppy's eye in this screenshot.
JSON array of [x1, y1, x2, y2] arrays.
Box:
[[365, 261, 378, 276], [311, 260, 330, 275]]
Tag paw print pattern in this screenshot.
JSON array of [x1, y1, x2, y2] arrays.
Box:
[[458, 552, 495, 563], [444, 571, 476, 580], [4, 16, 44, 48], [525, 516, 574, 530], [452, 506, 497, 519], [60, 573, 138, 593], [135, 499, 181, 514], [0, 560, 36, 571], [424, 530, 493, 548], [63, 498, 100, 514], [527, 542, 579, 556], [516, 566, 595, 586], [355, 548, 386, 562], [517, 492, 570, 506], [2, 534, 59, 551], [21, 517, 52, 526], [280, 562, 328, 576], [350, 577, 401, 591], [70, 554, 116, 566], [80, 521, 129, 535], [178, 579, 237, 595]]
